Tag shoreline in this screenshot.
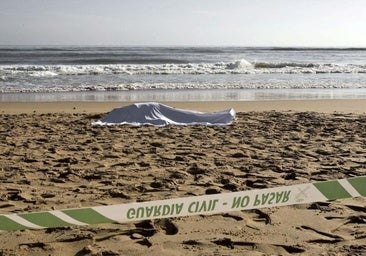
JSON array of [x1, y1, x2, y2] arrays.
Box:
[[1, 99, 366, 114]]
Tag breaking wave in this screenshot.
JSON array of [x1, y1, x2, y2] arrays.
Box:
[[1, 59, 365, 78]]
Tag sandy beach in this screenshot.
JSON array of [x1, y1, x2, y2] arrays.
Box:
[[1, 100, 366, 255]]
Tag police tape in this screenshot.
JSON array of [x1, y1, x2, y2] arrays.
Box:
[[1, 176, 365, 231]]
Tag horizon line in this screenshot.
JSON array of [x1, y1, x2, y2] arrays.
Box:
[[1, 44, 366, 49]]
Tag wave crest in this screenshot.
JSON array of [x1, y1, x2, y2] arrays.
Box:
[[1, 60, 365, 77], [226, 59, 253, 69]]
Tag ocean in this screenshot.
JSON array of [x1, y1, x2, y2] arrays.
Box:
[[1, 46, 366, 102]]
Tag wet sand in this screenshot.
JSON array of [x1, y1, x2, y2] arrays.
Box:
[[0, 100, 365, 255], [1, 99, 366, 114]]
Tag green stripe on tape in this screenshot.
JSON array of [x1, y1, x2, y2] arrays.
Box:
[[313, 180, 351, 200], [0, 216, 28, 231], [63, 208, 115, 225], [348, 176, 366, 196], [20, 212, 71, 228]]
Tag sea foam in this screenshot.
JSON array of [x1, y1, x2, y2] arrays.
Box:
[[1, 60, 365, 78]]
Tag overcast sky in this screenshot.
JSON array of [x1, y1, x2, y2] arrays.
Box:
[[0, 0, 365, 47]]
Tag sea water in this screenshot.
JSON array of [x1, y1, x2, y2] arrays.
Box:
[[0, 46, 365, 101]]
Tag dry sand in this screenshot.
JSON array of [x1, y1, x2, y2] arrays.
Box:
[[0, 100, 365, 256]]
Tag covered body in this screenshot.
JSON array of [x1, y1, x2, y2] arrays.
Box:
[[92, 102, 235, 126]]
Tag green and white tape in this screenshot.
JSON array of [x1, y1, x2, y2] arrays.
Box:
[[1, 176, 365, 231]]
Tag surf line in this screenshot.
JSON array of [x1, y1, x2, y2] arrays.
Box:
[[0, 176, 365, 231]]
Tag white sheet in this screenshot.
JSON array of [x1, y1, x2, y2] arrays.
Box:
[[92, 102, 235, 126]]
